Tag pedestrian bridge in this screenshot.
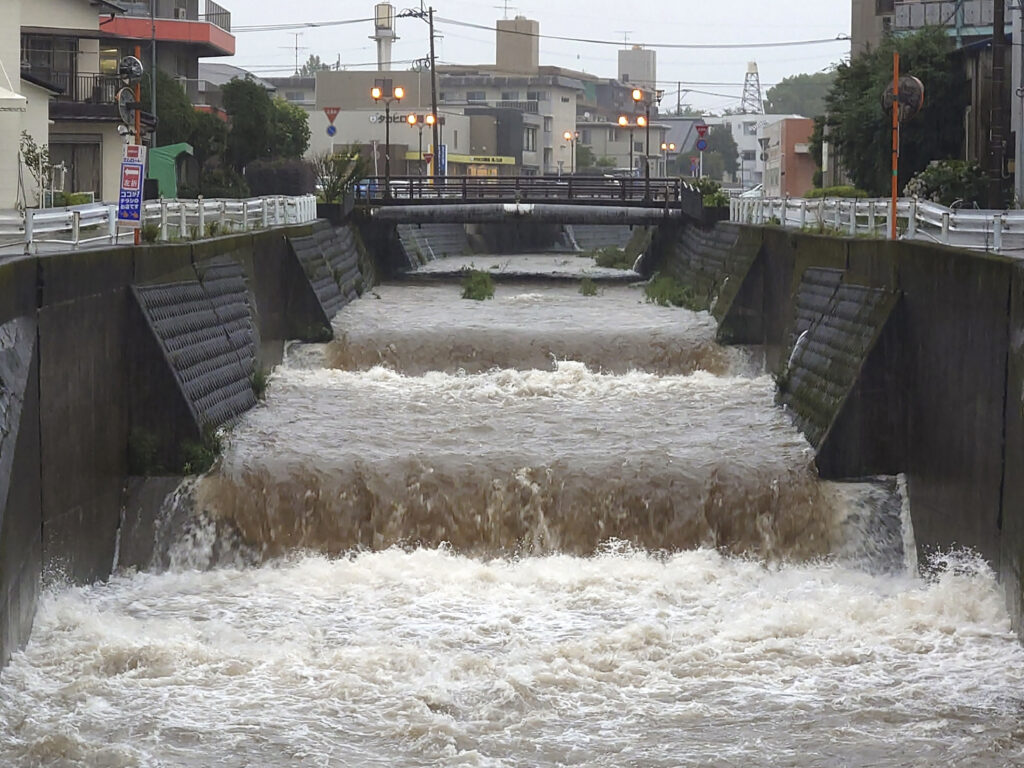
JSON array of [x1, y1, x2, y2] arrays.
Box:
[[356, 175, 703, 224]]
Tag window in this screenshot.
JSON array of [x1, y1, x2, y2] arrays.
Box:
[[560, 96, 571, 103], [581, 129, 591, 145], [501, 90, 519, 101], [875, 0, 894, 13], [467, 90, 486, 102], [742, 150, 756, 162], [439, 91, 447, 101], [523, 127, 537, 151], [527, 90, 546, 101], [609, 128, 619, 143], [544, 117, 553, 133], [634, 141, 644, 152], [285, 91, 305, 101], [742, 122, 758, 136]]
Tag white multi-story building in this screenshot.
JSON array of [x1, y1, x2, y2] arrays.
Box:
[[704, 113, 806, 189]]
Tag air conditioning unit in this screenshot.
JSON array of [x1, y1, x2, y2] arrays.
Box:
[[173, 7, 188, 19]]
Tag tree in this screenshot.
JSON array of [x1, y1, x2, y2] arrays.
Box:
[[311, 147, 368, 203], [764, 71, 837, 117], [823, 26, 967, 196], [189, 111, 228, 175], [704, 126, 738, 178], [298, 54, 331, 77], [271, 97, 311, 159], [140, 69, 197, 146], [222, 77, 276, 171], [575, 144, 596, 170]]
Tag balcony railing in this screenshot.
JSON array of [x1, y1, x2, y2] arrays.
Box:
[[120, 1, 231, 32], [495, 100, 540, 113], [27, 70, 120, 104], [893, 0, 1012, 32]]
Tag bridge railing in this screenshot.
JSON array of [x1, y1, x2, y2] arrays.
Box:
[[356, 175, 690, 207], [1, 195, 318, 253], [731, 195, 1024, 255]]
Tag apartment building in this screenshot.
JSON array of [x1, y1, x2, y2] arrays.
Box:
[[762, 118, 816, 197], [853, 0, 1014, 54], [18, 0, 234, 203]]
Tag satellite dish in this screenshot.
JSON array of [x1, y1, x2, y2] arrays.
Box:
[[881, 75, 924, 121], [584, 111, 591, 121], [118, 56, 144, 85]]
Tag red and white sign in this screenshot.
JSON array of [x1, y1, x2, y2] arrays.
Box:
[[695, 124, 709, 138], [422, 152, 434, 164], [123, 143, 147, 163], [121, 163, 143, 191], [324, 107, 340, 124]]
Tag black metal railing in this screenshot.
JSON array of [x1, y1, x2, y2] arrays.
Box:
[[355, 175, 695, 208], [200, 0, 231, 32], [121, 0, 231, 31], [30, 71, 121, 104]]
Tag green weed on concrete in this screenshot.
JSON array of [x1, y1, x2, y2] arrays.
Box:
[[644, 273, 701, 310], [461, 269, 495, 301], [579, 277, 599, 296]]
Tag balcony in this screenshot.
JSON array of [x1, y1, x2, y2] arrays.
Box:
[[103, 1, 235, 57], [25, 70, 120, 104], [893, 0, 1012, 37], [496, 100, 540, 113]]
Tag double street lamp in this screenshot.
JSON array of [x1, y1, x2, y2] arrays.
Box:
[[562, 130, 579, 174], [371, 78, 405, 197], [617, 114, 646, 177], [406, 112, 437, 175], [660, 141, 676, 175], [632, 87, 662, 197]]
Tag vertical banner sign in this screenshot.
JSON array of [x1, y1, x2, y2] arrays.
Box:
[[117, 144, 147, 229], [438, 144, 448, 177]]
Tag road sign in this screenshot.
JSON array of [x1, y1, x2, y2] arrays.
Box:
[[123, 144, 146, 163], [696, 139, 708, 152], [696, 124, 709, 138], [117, 161, 144, 228], [423, 152, 434, 164], [326, 125, 337, 137], [324, 107, 340, 124], [438, 144, 448, 176]]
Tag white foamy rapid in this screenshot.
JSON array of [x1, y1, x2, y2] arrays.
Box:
[[3, 267, 1023, 767], [2, 549, 1022, 767]]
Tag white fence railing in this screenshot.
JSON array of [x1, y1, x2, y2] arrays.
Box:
[[0, 195, 318, 253], [730, 196, 1024, 255]]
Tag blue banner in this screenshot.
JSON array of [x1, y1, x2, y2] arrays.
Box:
[[438, 144, 448, 177], [117, 161, 144, 227]]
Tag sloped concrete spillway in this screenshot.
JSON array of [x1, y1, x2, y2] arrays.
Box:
[[3, 242, 1024, 766]]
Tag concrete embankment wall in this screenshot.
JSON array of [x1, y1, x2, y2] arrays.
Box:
[[0, 220, 374, 666], [652, 223, 1024, 630]]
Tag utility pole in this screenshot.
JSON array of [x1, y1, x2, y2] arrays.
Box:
[[990, 0, 1007, 208], [428, 7, 440, 178]]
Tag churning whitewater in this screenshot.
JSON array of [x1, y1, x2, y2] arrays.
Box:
[[2, 275, 1023, 767]]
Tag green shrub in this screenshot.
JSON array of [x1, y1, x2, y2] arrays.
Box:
[[251, 368, 269, 400], [461, 269, 495, 300], [592, 246, 634, 270], [903, 159, 987, 207], [644, 274, 700, 310], [690, 177, 730, 207], [141, 222, 160, 243], [579, 277, 599, 296], [66, 192, 93, 206], [181, 425, 222, 475], [805, 185, 869, 199]]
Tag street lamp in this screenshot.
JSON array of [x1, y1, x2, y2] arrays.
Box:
[[562, 130, 579, 174], [371, 78, 404, 197], [660, 141, 676, 175], [632, 87, 662, 198], [618, 114, 646, 177]]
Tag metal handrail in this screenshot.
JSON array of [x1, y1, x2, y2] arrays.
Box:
[[3, 195, 317, 254], [730, 195, 1024, 255]]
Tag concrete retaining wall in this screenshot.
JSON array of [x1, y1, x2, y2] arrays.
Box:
[[0, 221, 377, 666], [662, 222, 1024, 632]]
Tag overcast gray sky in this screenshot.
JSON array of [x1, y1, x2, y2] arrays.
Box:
[[224, 0, 852, 112]]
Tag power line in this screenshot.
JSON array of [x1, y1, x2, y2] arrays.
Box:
[[435, 16, 850, 50], [234, 17, 374, 32]]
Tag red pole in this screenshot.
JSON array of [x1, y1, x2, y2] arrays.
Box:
[[891, 52, 899, 241], [134, 45, 143, 246]]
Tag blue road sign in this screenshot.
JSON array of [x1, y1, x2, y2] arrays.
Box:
[[327, 125, 337, 137], [696, 139, 708, 152], [117, 161, 144, 227], [438, 144, 448, 177]]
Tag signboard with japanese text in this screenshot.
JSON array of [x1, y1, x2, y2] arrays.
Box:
[[117, 147, 146, 228]]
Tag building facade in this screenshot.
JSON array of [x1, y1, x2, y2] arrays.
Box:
[[762, 118, 816, 197]]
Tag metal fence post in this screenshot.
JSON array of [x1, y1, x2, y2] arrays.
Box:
[[780, 198, 788, 228], [243, 200, 251, 231], [941, 211, 950, 244], [261, 198, 269, 228], [107, 205, 118, 244], [71, 210, 81, 248], [198, 196, 206, 238], [159, 200, 168, 242], [995, 215, 1004, 252], [867, 201, 876, 235], [218, 201, 226, 231], [907, 199, 918, 238], [799, 200, 807, 229], [178, 201, 187, 239], [848, 201, 856, 235], [833, 201, 841, 230]]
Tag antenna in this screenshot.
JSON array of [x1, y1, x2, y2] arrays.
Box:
[[616, 30, 632, 47], [493, 1, 516, 19], [280, 33, 308, 75], [741, 61, 765, 114]]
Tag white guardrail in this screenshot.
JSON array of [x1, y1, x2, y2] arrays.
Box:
[[0, 195, 318, 253], [730, 196, 1024, 255]]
